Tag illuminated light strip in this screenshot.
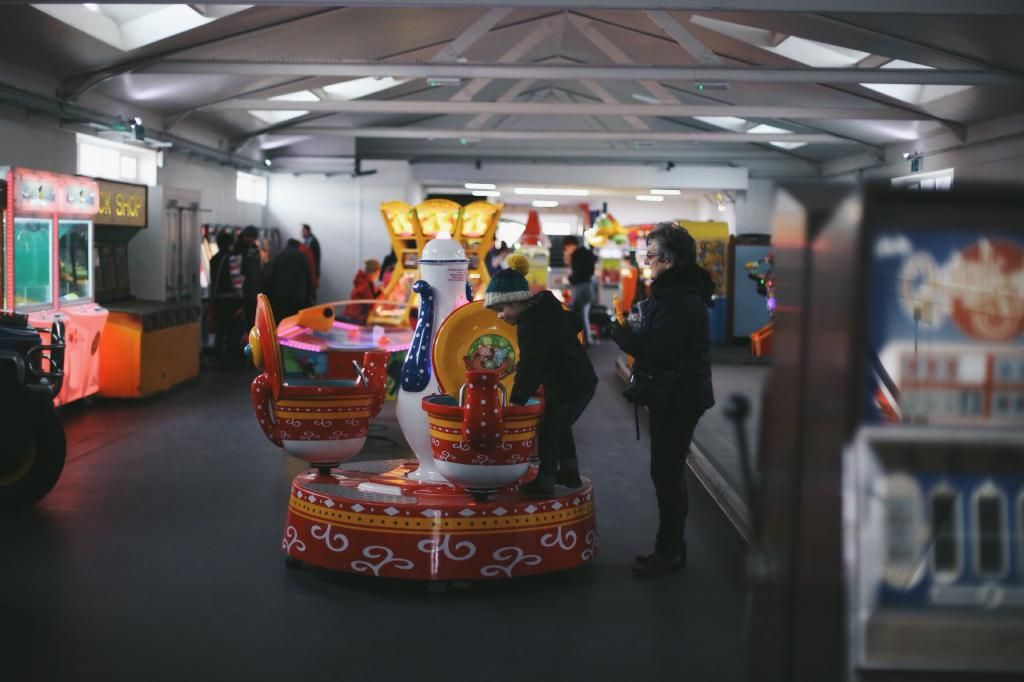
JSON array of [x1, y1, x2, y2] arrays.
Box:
[[276, 398, 373, 408], [274, 410, 371, 419], [289, 498, 593, 532]]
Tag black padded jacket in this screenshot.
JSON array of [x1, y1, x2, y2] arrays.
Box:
[[510, 291, 598, 405]]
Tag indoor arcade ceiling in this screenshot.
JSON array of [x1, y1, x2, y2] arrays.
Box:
[[1, 2, 1023, 175]]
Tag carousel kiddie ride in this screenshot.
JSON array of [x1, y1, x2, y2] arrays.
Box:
[[249, 235, 597, 581]]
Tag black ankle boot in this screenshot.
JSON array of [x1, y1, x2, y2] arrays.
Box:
[[555, 470, 583, 489]]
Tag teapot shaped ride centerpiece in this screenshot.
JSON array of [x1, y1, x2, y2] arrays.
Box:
[[422, 370, 543, 499], [395, 234, 471, 482], [248, 294, 388, 473]]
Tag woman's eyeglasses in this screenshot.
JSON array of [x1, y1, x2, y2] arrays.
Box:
[[644, 251, 664, 263]]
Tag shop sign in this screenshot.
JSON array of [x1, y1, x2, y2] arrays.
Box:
[[96, 180, 147, 228]]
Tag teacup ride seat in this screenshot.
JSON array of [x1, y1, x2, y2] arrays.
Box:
[[248, 294, 388, 474], [422, 370, 543, 500]]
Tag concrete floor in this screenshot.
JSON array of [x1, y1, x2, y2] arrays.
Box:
[[1, 344, 749, 682]]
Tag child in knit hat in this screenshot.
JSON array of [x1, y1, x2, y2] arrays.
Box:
[[485, 254, 598, 497]]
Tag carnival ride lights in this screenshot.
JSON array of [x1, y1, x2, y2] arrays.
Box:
[[249, 235, 598, 581]]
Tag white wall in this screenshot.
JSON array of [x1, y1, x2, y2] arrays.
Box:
[[158, 155, 266, 227], [734, 178, 776, 236], [0, 115, 77, 174], [266, 160, 418, 303]]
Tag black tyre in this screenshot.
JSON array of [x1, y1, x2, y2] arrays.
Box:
[[0, 396, 66, 508]]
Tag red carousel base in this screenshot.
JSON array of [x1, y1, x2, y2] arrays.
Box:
[[282, 459, 598, 580]]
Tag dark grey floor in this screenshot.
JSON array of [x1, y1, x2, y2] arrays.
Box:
[[1, 343, 749, 682]]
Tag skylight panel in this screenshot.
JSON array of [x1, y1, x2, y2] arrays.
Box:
[[769, 141, 808, 150], [693, 116, 749, 132], [860, 59, 972, 105], [763, 35, 870, 68], [248, 110, 310, 125], [689, 15, 778, 48], [271, 90, 320, 103], [323, 77, 408, 101], [33, 4, 250, 51], [748, 124, 792, 135]]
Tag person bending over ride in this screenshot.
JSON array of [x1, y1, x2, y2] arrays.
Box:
[[485, 254, 598, 498]]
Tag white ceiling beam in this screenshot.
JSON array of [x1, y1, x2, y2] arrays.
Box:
[[190, 1, 1024, 14], [148, 61, 1018, 85], [449, 17, 559, 102], [212, 98, 924, 119], [273, 127, 853, 144], [430, 8, 513, 62], [567, 14, 678, 103], [465, 78, 537, 129], [580, 79, 649, 130], [644, 11, 722, 64]]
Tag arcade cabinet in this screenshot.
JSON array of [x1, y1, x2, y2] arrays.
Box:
[[92, 179, 200, 399], [747, 184, 1024, 681], [1, 167, 108, 406]]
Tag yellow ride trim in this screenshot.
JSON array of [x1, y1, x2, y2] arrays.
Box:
[[288, 497, 593, 534], [428, 429, 536, 443]]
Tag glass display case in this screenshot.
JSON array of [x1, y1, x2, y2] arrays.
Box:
[[58, 219, 91, 302], [13, 218, 52, 308]]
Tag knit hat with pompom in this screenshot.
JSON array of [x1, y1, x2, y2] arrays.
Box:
[[485, 253, 532, 309]]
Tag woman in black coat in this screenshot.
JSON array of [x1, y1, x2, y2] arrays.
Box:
[[611, 222, 715, 576]]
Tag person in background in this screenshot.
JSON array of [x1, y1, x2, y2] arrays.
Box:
[[485, 254, 598, 497], [379, 249, 397, 284], [262, 238, 314, 321], [563, 236, 597, 346], [238, 226, 264, 340], [209, 231, 242, 365], [298, 239, 319, 296], [485, 241, 511, 276], [300, 224, 321, 282], [343, 259, 381, 324], [610, 222, 715, 577]]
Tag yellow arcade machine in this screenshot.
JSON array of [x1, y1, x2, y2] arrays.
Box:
[[369, 199, 501, 326]]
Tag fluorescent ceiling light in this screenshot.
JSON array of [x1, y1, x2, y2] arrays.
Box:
[[514, 187, 589, 197], [323, 76, 407, 100], [694, 116, 749, 133], [649, 189, 681, 195], [636, 195, 665, 202], [464, 183, 496, 190], [541, 222, 573, 236], [532, 200, 559, 208], [631, 93, 662, 105], [472, 190, 500, 197]]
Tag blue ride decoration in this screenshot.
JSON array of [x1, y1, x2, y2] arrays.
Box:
[[401, 280, 434, 392]]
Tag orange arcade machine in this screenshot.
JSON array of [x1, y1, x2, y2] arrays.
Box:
[[2, 167, 108, 405]]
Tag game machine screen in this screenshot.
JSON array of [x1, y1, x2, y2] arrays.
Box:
[[457, 200, 501, 299], [846, 189, 1024, 676]]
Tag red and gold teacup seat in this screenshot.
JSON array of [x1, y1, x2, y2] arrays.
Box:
[[422, 370, 543, 497], [248, 294, 387, 472]]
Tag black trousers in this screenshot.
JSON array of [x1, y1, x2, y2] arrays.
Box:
[[647, 401, 704, 555], [535, 388, 594, 483]]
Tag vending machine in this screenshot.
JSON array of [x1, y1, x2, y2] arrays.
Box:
[[748, 184, 1024, 681], [2, 167, 108, 406]]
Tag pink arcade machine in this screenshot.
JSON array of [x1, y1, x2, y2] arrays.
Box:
[[2, 167, 108, 405]]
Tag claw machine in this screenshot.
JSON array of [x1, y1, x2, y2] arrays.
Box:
[[1, 167, 108, 405]]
